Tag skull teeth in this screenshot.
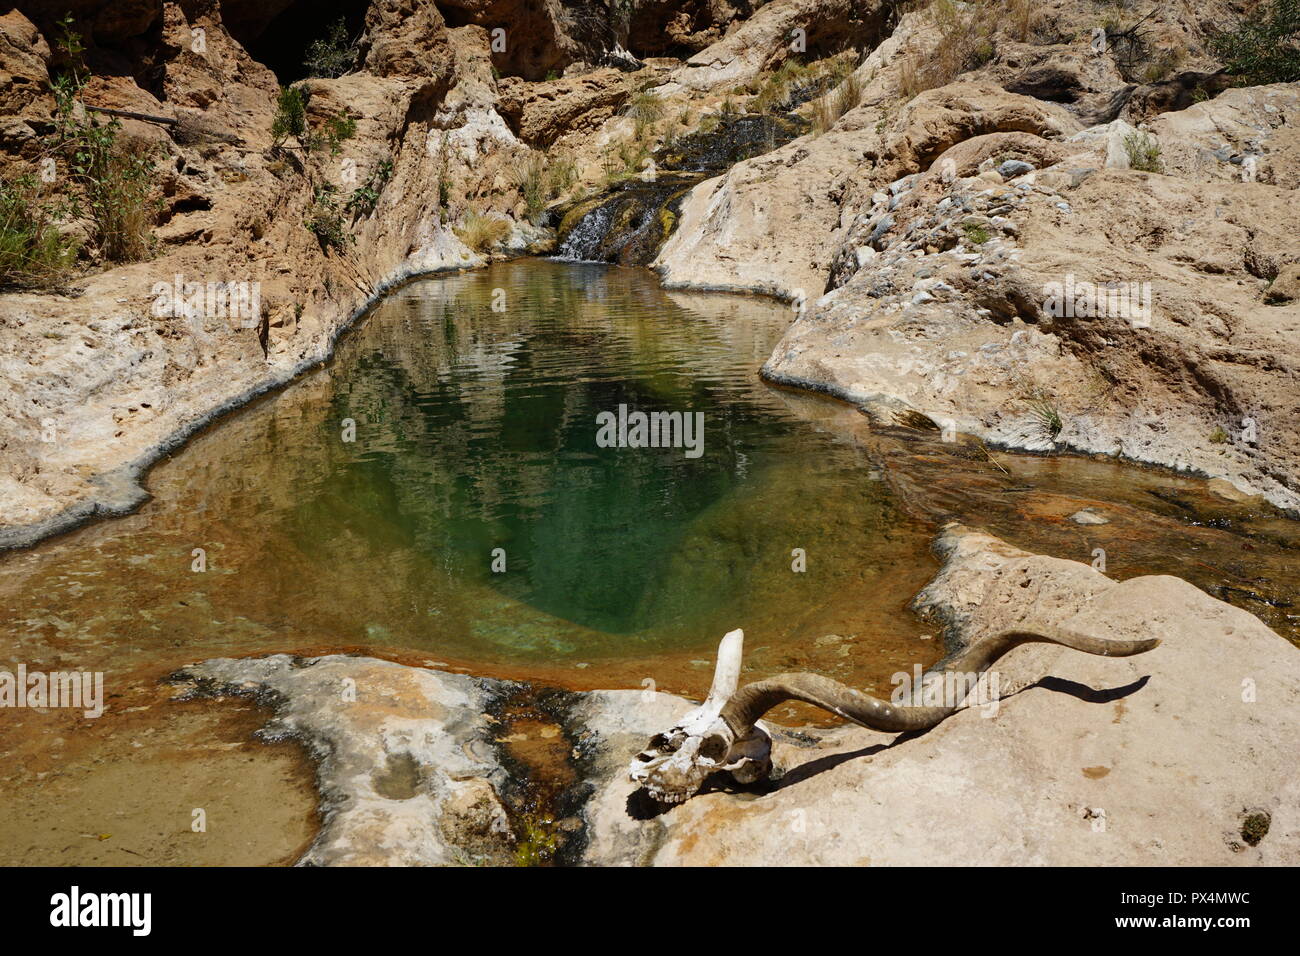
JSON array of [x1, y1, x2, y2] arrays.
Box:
[[645, 786, 688, 805]]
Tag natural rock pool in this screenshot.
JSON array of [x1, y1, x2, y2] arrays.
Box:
[[0, 260, 946, 701], [3, 260, 1298, 864], [3, 260, 1298, 705]]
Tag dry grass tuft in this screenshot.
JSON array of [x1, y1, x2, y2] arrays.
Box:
[[455, 210, 511, 252]]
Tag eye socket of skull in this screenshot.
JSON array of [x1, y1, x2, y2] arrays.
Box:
[[699, 732, 729, 763]]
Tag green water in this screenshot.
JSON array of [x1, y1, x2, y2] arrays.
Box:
[[2, 258, 1297, 703], [301, 260, 927, 652], [0, 261, 936, 687]]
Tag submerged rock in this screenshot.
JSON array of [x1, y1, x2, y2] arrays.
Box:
[[173, 656, 516, 866]]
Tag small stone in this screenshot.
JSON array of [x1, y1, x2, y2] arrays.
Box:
[[1070, 508, 1110, 525], [998, 159, 1035, 178]]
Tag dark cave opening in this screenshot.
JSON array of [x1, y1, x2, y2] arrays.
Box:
[[228, 0, 370, 85]]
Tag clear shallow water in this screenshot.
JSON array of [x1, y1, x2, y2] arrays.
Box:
[[0, 260, 1296, 709], [0, 261, 940, 695]]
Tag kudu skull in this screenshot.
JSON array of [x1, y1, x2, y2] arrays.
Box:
[[630, 624, 1159, 805], [628, 630, 771, 804]]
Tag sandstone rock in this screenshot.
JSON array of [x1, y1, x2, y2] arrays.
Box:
[[1265, 262, 1300, 305], [0, 9, 51, 121], [497, 68, 636, 148], [675, 0, 886, 91], [361, 0, 454, 79], [628, 0, 754, 57], [1145, 84, 1300, 190]]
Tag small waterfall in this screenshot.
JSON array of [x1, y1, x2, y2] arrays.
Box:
[[554, 112, 806, 267], [554, 178, 692, 265]]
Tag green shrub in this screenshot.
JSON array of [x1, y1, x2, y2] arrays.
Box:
[[1209, 0, 1300, 85], [0, 175, 79, 287], [50, 16, 158, 263], [345, 158, 393, 218], [315, 113, 356, 155], [1123, 131, 1163, 173], [272, 84, 355, 155], [272, 85, 309, 146], [305, 184, 351, 250], [304, 18, 358, 78]]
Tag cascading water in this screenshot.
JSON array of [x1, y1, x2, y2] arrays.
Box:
[[553, 112, 806, 266], [553, 175, 695, 263]]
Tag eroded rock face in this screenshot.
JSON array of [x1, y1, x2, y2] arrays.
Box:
[[0, 9, 52, 162], [628, 0, 755, 57], [497, 68, 638, 148], [361, 0, 454, 78], [0, 5, 537, 547], [759, 85, 1300, 509], [171, 524, 1300, 865], [674, 0, 888, 91], [656, 21, 1300, 509]]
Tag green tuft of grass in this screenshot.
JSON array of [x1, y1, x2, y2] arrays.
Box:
[[1123, 131, 1163, 173], [0, 174, 79, 288], [1026, 394, 1064, 442], [624, 90, 665, 139], [811, 69, 863, 134]]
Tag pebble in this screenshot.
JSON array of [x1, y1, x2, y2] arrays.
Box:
[[1070, 508, 1110, 525]]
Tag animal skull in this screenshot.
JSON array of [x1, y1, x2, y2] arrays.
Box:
[[629, 630, 772, 804]]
